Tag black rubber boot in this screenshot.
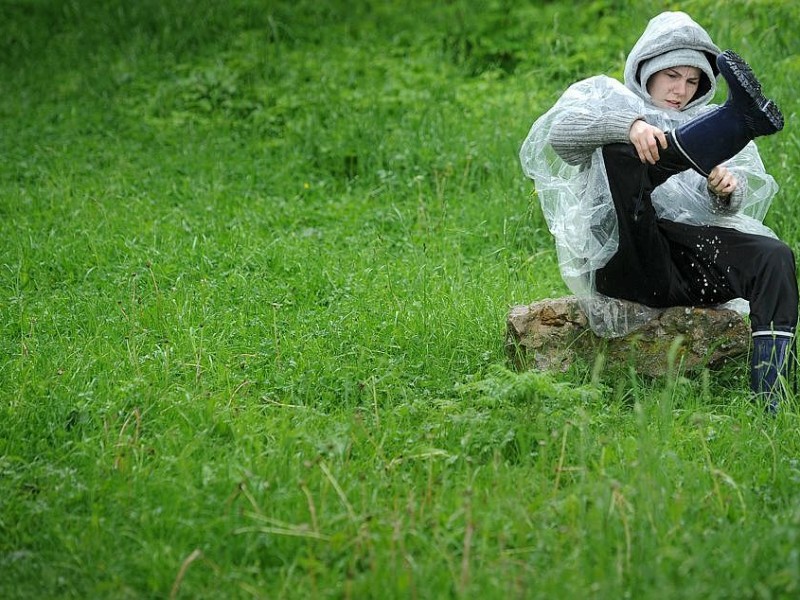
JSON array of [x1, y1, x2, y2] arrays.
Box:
[[670, 50, 784, 177], [751, 331, 795, 413]]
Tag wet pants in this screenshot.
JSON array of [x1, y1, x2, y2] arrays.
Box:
[[595, 143, 798, 334]]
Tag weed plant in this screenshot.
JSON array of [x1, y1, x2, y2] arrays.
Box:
[[2, 0, 800, 598]]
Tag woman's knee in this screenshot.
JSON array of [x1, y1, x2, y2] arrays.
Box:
[[759, 238, 796, 271]]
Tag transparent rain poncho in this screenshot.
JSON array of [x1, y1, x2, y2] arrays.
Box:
[[520, 75, 779, 337]]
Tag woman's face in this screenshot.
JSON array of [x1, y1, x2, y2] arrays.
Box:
[[646, 66, 702, 110]]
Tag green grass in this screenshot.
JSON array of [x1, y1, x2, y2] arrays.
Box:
[[2, 0, 800, 597]]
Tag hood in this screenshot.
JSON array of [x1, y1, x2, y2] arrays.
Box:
[[623, 11, 720, 111]]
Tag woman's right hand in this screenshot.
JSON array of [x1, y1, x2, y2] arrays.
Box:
[[629, 119, 668, 165]]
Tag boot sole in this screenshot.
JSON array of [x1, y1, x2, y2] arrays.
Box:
[[717, 50, 784, 132]]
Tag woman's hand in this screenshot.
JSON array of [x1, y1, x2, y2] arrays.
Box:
[[707, 165, 737, 197], [629, 119, 668, 164]]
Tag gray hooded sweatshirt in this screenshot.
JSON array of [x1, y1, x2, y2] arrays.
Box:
[[519, 11, 778, 337]]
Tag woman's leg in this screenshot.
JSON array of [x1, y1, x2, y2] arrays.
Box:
[[658, 220, 798, 409], [658, 221, 798, 332], [595, 142, 685, 306]]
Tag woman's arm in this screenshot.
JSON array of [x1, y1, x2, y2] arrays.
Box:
[[545, 76, 645, 165], [549, 110, 642, 165]]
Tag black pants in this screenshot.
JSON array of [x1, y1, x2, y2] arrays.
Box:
[[596, 143, 798, 333]]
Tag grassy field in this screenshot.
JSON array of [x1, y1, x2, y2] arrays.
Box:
[[3, 0, 800, 597]]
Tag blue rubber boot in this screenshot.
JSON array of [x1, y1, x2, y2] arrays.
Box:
[[670, 50, 784, 177], [751, 331, 795, 413]]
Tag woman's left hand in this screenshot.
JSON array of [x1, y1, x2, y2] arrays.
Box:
[[707, 165, 737, 197]]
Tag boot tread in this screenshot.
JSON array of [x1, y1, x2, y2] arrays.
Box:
[[718, 50, 784, 133]]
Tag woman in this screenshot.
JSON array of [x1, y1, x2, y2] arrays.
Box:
[[519, 11, 797, 409]]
